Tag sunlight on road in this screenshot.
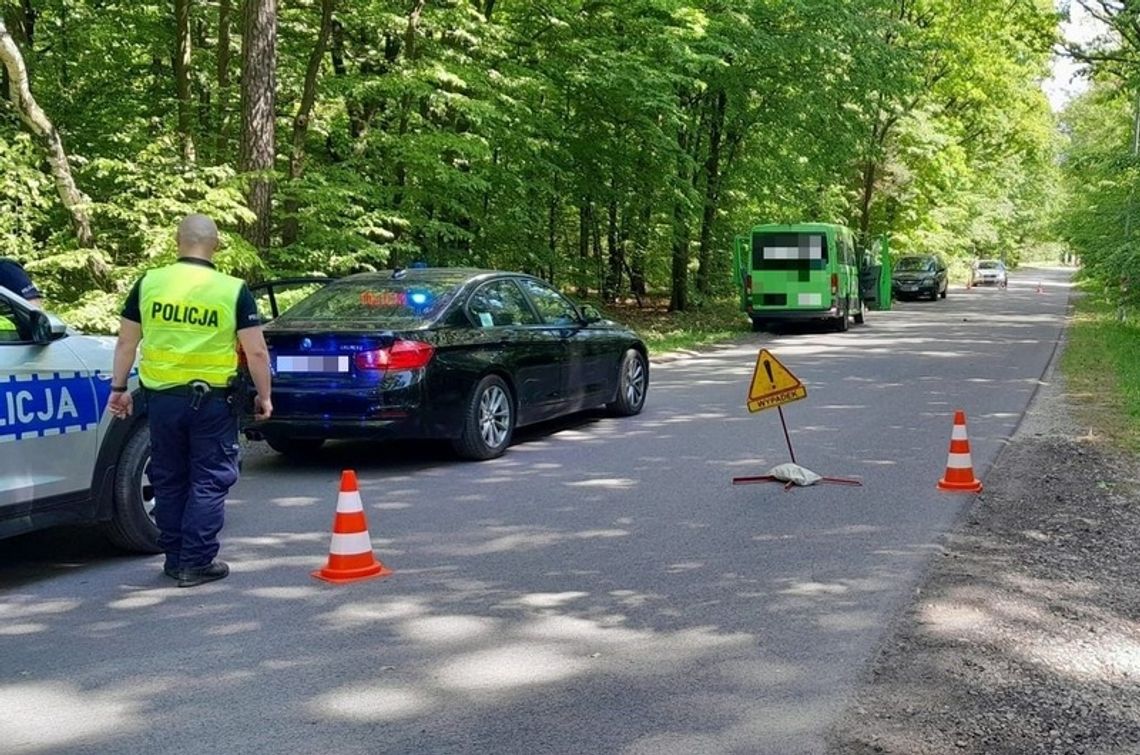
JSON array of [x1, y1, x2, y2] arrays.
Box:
[[0, 681, 153, 754]]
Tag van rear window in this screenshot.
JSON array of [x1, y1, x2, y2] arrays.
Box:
[[751, 233, 828, 270]]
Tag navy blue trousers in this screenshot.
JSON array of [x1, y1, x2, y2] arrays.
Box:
[[147, 391, 240, 570]]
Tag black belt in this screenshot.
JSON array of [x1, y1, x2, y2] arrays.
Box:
[[144, 381, 233, 410], [144, 383, 228, 397]]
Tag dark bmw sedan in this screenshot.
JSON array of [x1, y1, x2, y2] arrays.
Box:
[[242, 268, 649, 460]]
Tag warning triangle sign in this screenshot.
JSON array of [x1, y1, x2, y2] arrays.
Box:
[[747, 349, 807, 413]]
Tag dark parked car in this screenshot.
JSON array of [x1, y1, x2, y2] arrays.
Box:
[[892, 254, 948, 300], [243, 268, 649, 460]]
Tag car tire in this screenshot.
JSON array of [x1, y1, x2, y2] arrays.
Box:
[[453, 374, 514, 461], [750, 318, 766, 333], [940, 285, 947, 299], [103, 422, 161, 553], [264, 434, 325, 457], [607, 348, 648, 417]]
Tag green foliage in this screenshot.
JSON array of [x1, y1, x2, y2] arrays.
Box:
[[1062, 287, 1140, 450], [0, 0, 1063, 328]]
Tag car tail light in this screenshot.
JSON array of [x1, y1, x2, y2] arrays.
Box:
[[354, 340, 435, 371], [830, 274, 838, 296], [745, 274, 752, 295]]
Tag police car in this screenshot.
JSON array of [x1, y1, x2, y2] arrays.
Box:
[[0, 285, 157, 552]]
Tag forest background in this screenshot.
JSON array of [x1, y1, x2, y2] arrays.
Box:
[[0, 1, 1137, 423]]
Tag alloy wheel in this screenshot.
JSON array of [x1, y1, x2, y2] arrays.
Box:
[[478, 385, 511, 449], [140, 455, 156, 522], [623, 355, 646, 408]]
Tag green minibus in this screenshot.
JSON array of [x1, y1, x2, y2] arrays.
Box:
[[733, 222, 866, 332]]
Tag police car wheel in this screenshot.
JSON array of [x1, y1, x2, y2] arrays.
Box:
[[263, 434, 325, 457], [453, 374, 514, 461], [103, 423, 161, 554], [606, 349, 648, 417]]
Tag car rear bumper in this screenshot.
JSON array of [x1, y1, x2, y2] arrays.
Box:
[[241, 376, 464, 441], [747, 304, 842, 322], [244, 416, 443, 442]]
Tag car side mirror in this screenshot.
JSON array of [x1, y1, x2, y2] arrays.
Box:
[[29, 310, 67, 344], [580, 304, 604, 324]]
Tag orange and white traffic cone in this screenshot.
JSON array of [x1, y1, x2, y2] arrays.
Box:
[[312, 470, 393, 584], [937, 411, 983, 493]]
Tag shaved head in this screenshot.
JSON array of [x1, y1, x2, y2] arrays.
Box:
[[176, 214, 220, 258]]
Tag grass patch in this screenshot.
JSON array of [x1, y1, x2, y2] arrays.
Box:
[[1061, 290, 1140, 451], [598, 297, 750, 355]]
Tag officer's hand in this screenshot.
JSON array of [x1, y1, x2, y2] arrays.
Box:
[[254, 394, 272, 420], [107, 391, 133, 420]]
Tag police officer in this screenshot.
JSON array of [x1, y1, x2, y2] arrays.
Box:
[[105, 214, 272, 587], [0, 257, 43, 309]]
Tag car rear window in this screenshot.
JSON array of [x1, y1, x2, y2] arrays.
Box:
[[751, 233, 828, 270], [276, 279, 458, 327], [895, 257, 934, 272], [977, 261, 1001, 269]]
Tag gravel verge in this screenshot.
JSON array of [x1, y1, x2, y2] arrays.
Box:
[[826, 316, 1140, 754]]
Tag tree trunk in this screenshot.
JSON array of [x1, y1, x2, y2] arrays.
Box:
[[282, 0, 335, 246], [239, 0, 277, 256], [605, 197, 621, 302], [0, 18, 96, 252], [194, 17, 210, 145], [669, 121, 693, 312], [174, 0, 196, 165], [670, 200, 689, 312], [696, 89, 726, 296], [547, 195, 559, 284], [857, 158, 877, 243], [215, 0, 233, 157], [394, 0, 426, 208], [577, 200, 590, 297], [630, 203, 649, 299]]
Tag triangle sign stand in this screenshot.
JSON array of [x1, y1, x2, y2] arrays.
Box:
[[733, 349, 863, 490]]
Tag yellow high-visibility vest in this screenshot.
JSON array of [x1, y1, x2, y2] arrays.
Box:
[[139, 261, 243, 390]]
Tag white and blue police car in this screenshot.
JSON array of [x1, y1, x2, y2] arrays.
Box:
[[0, 285, 157, 552]]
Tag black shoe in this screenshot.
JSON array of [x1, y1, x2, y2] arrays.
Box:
[[177, 560, 229, 588], [163, 566, 180, 580]]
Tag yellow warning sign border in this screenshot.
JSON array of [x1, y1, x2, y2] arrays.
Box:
[[747, 349, 806, 413]]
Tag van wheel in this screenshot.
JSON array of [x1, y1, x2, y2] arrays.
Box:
[[750, 318, 766, 333], [853, 298, 866, 325], [834, 300, 850, 332], [103, 422, 161, 553], [264, 435, 325, 457]]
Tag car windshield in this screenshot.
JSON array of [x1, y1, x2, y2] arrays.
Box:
[[275, 278, 458, 327], [895, 257, 934, 272], [977, 261, 1001, 269]]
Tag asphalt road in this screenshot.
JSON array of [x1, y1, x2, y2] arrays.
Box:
[[0, 267, 1074, 755]]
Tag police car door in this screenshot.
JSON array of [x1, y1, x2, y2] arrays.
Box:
[[0, 291, 104, 518]]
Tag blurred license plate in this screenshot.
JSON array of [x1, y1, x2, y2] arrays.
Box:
[[901, 284, 917, 291], [277, 355, 349, 373]]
